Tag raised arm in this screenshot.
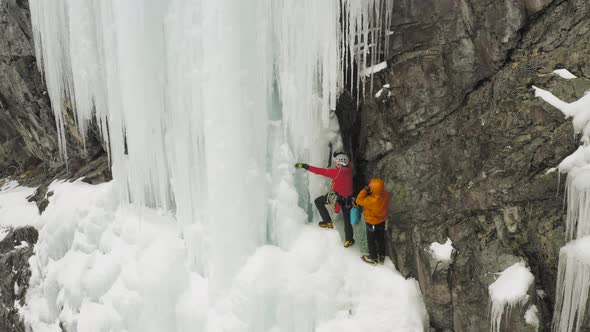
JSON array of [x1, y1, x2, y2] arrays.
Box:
[[307, 165, 339, 179], [355, 187, 370, 206]]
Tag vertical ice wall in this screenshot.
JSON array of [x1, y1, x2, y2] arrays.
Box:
[[29, 0, 393, 295], [553, 237, 590, 332], [533, 86, 590, 331]]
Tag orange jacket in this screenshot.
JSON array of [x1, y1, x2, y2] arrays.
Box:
[[355, 179, 390, 225]]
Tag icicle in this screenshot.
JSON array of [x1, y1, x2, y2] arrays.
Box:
[[342, 0, 394, 103], [553, 237, 590, 332], [488, 262, 534, 332]]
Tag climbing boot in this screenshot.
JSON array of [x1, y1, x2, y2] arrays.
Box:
[[378, 255, 385, 265], [318, 221, 334, 229], [344, 239, 355, 248], [361, 255, 378, 265]]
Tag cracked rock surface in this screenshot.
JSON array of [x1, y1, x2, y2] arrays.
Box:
[[339, 0, 590, 330]]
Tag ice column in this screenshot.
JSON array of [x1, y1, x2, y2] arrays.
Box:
[[553, 237, 590, 332]]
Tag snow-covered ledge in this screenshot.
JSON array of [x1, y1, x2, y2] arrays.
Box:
[[488, 262, 535, 332], [553, 69, 577, 80]]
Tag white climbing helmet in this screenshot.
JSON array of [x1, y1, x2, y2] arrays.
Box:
[[333, 153, 350, 167]]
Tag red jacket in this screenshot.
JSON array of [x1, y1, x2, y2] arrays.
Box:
[[307, 165, 353, 196]]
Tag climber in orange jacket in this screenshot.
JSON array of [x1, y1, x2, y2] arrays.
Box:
[[356, 178, 390, 265]]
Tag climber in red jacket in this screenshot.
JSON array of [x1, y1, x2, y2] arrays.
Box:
[[295, 152, 355, 248]]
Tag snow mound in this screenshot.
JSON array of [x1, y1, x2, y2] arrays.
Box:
[[488, 262, 534, 332], [428, 238, 454, 263], [22, 180, 428, 332]]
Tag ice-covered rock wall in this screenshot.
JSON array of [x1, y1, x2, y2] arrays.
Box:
[[534, 81, 590, 331]]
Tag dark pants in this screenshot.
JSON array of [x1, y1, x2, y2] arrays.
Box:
[[314, 193, 353, 242], [366, 221, 386, 260]]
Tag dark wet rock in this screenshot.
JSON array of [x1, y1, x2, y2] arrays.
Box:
[[338, 0, 590, 330], [0, 227, 38, 332], [26, 184, 48, 214]]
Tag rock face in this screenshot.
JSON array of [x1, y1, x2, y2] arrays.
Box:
[[0, 227, 38, 332], [0, 0, 109, 185], [339, 0, 590, 331]]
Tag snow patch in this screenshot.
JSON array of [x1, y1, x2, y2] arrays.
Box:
[[0, 228, 9, 242], [488, 262, 534, 332], [525, 305, 539, 331], [428, 238, 454, 263], [0, 181, 38, 228], [553, 69, 577, 80], [360, 61, 388, 77], [15, 241, 29, 249], [545, 167, 557, 175]]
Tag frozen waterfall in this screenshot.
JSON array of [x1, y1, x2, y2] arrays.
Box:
[[534, 84, 590, 331], [553, 237, 590, 332], [29, 0, 391, 289], [23, 0, 428, 331]]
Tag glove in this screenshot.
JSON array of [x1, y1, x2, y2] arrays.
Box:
[[364, 185, 371, 195], [295, 163, 309, 170]]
